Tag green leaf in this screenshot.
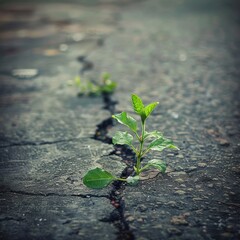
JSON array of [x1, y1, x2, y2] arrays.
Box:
[[74, 76, 81, 86], [151, 144, 179, 151], [83, 168, 116, 189], [142, 159, 167, 173], [131, 94, 145, 115], [112, 112, 137, 133], [144, 102, 159, 119], [101, 80, 117, 93], [112, 131, 133, 146], [147, 137, 179, 152], [102, 72, 111, 81], [144, 130, 163, 140]]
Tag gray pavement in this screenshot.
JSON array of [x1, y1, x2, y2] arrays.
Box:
[[0, 0, 240, 239]]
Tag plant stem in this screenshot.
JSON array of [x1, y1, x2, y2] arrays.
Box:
[[136, 120, 146, 174], [116, 178, 128, 182]]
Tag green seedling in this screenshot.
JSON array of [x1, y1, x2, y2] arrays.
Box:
[[83, 94, 179, 189], [69, 72, 117, 96]]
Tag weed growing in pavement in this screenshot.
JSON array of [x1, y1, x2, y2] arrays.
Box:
[[69, 72, 117, 96], [83, 94, 179, 188]]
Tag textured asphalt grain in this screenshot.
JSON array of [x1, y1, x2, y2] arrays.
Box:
[[0, 0, 240, 239]]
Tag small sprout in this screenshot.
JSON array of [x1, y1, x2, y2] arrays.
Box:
[[70, 72, 117, 96], [83, 94, 179, 188]]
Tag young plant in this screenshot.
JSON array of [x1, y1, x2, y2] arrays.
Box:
[[83, 94, 179, 189], [69, 72, 117, 96]]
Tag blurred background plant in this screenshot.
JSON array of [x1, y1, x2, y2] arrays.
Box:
[[68, 72, 117, 96]]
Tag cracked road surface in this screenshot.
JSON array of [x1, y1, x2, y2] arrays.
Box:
[[0, 0, 240, 239]]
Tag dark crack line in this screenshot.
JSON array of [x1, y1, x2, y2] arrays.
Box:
[[77, 55, 94, 74], [0, 217, 25, 222], [1, 189, 108, 199], [0, 138, 79, 148], [216, 201, 240, 208], [93, 93, 135, 240], [78, 39, 135, 240]]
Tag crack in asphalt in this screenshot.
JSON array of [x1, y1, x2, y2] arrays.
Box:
[[93, 93, 135, 240], [0, 216, 25, 222], [77, 54, 135, 239], [1, 189, 108, 199], [77, 55, 94, 74]]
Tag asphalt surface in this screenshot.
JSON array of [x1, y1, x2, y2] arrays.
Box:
[[0, 0, 240, 239]]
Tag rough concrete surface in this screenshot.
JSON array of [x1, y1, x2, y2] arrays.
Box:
[[0, 0, 240, 239]]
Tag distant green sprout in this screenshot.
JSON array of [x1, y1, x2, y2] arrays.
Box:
[[83, 94, 179, 189], [69, 72, 117, 96]]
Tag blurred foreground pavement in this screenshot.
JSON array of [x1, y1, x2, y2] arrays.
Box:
[[0, 0, 240, 239]]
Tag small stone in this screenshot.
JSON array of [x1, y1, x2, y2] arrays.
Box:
[[178, 51, 187, 62], [12, 69, 38, 79], [72, 33, 85, 42], [216, 138, 230, 146], [197, 163, 207, 167], [175, 178, 185, 183], [168, 171, 187, 177], [59, 44, 68, 52], [152, 224, 163, 229], [207, 184, 214, 188], [167, 227, 182, 235], [207, 129, 218, 137], [188, 166, 198, 171], [171, 215, 188, 225], [140, 169, 160, 180], [167, 201, 177, 207], [126, 216, 135, 222], [193, 198, 203, 201], [43, 49, 60, 56], [138, 204, 147, 212], [231, 165, 240, 173], [175, 190, 186, 195]]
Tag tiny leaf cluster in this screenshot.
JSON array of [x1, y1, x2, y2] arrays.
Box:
[[83, 94, 179, 188], [69, 72, 117, 96]]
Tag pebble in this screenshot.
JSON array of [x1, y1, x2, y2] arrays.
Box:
[[152, 224, 163, 229], [168, 171, 187, 177], [175, 178, 185, 183], [231, 166, 240, 173], [175, 190, 186, 195], [126, 216, 135, 222], [216, 138, 230, 146], [59, 44, 68, 52], [188, 166, 198, 171], [171, 215, 188, 225], [166, 201, 177, 207], [167, 227, 182, 235], [12, 68, 38, 79], [197, 163, 207, 167], [138, 204, 148, 212], [137, 218, 144, 223], [193, 198, 203, 201], [72, 33, 85, 42]]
